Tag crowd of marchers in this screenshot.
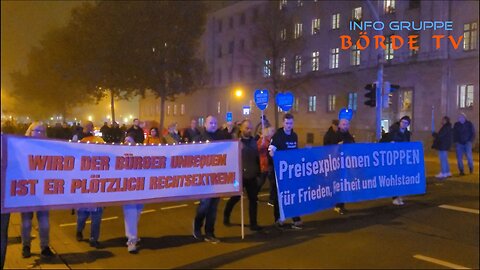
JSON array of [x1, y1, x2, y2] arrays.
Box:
[[0, 112, 476, 266]]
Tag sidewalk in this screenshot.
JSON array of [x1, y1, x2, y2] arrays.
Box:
[[4, 213, 69, 269]]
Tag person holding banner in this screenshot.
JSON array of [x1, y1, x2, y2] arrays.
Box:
[[193, 115, 226, 243], [383, 116, 412, 205], [432, 116, 453, 179], [324, 118, 355, 215], [257, 126, 276, 206], [76, 121, 105, 248], [20, 122, 55, 258], [122, 135, 144, 253], [145, 127, 162, 144], [268, 113, 303, 230], [223, 120, 263, 231]]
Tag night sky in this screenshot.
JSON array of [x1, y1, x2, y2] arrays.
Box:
[[1, 1, 85, 91]]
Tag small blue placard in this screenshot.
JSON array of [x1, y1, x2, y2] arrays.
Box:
[[338, 108, 354, 121], [276, 92, 294, 112], [226, 112, 233, 122], [254, 89, 269, 111]]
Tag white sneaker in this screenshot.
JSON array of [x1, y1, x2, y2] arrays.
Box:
[[444, 172, 452, 177], [435, 173, 446, 179], [392, 197, 404, 206], [127, 240, 137, 253]]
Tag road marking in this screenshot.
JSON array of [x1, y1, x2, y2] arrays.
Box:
[[59, 216, 118, 227], [438, 205, 479, 215], [141, 209, 156, 214], [161, 204, 188, 210], [413, 254, 470, 269]]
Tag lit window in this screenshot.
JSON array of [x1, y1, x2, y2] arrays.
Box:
[[328, 94, 336, 112], [385, 35, 394, 60], [167, 105, 171, 116], [294, 23, 303, 39], [281, 28, 287, 40], [295, 55, 302, 74], [181, 104, 185, 115], [312, 51, 319, 71], [173, 104, 177, 115], [352, 7, 362, 21], [217, 101, 221, 114], [409, 31, 420, 57], [384, 0, 395, 14], [329, 48, 339, 69], [351, 45, 360, 66], [264, 59, 272, 77], [312, 18, 320, 35], [280, 57, 286, 76], [332, 13, 340, 30], [308, 96, 316, 112], [293, 97, 299, 112], [297, 0, 303, 7], [348, 92, 358, 111], [457, 84, 474, 108], [279, 0, 287, 10], [464, 22, 478, 51]]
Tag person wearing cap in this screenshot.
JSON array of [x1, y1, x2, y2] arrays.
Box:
[[453, 113, 475, 175], [381, 116, 411, 205]]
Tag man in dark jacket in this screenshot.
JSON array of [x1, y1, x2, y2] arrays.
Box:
[[323, 119, 339, 145], [193, 116, 227, 244], [268, 113, 303, 230], [223, 120, 262, 231], [453, 113, 475, 175], [382, 115, 411, 205], [126, 118, 144, 144], [432, 116, 453, 178], [183, 119, 201, 143], [324, 118, 355, 215]]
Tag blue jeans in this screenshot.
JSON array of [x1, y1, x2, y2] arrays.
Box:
[[456, 142, 473, 173], [77, 208, 103, 241], [438, 150, 450, 174], [21, 211, 49, 249], [194, 198, 220, 236]]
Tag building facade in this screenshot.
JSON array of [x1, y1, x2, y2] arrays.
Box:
[[140, 0, 479, 148]]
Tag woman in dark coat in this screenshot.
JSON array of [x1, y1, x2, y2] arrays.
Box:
[[432, 116, 453, 179]]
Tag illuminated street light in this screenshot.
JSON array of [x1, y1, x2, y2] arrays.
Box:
[[234, 89, 243, 98], [88, 115, 93, 121]]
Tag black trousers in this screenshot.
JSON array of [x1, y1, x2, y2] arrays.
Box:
[[224, 177, 259, 226]]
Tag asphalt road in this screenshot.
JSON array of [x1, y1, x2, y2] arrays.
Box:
[[4, 152, 479, 269]]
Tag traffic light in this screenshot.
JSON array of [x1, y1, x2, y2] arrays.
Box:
[[364, 83, 376, 107], [383, 82, 400, 108]]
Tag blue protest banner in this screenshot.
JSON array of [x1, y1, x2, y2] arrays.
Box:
[[275, 92, 294, 112], [273, 142, 426, 220], [254, 89, 269, 111]]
